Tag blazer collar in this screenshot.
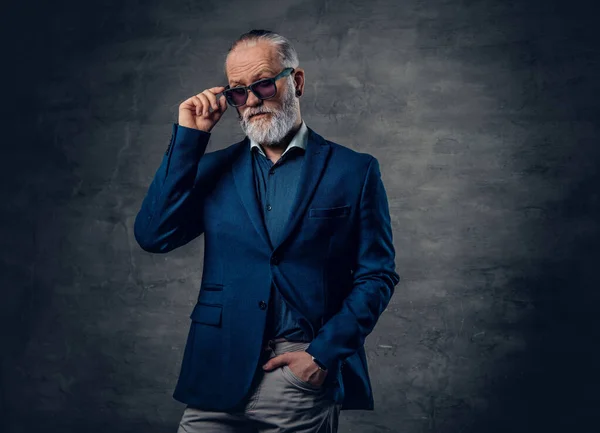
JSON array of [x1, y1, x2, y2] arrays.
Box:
[[232, 125, 331, 251]]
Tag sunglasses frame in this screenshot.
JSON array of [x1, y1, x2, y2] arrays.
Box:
[[223, 67, 295, 107]]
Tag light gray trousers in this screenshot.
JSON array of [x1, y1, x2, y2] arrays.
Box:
[[177, 340, 341, 433]]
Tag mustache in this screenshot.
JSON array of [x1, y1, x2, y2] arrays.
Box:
[[244, 109, 275, 121]]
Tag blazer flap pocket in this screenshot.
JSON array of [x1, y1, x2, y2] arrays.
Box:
[[190, 303, 222, 326], [309, 205, 351, 219], [201, 283, 223, 291]]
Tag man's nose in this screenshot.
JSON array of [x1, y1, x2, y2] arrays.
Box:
[[245, 90, 262, 107]]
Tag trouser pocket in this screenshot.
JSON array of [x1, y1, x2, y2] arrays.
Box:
[[281, 365, 324, 393]]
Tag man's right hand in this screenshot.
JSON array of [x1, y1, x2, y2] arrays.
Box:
[[178, 86, 228, 132]]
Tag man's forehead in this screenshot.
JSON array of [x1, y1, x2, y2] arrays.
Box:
[[226, 42, 280, 84], [228, 66, 277, 85]]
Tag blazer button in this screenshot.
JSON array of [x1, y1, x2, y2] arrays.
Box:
[[271, 255, 280, 265], [258, 300, 267, 310]]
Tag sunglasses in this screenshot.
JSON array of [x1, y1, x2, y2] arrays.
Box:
[[223, 67, 295, 107]]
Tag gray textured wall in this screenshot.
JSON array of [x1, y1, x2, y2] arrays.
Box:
[[1, 0, 599, 432]]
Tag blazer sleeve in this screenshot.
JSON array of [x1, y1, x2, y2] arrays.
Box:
[[133, 123, 212, 253], [306, 156, 400, 371]]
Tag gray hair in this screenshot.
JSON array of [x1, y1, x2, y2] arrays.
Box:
[[223, 29, 299, 78]]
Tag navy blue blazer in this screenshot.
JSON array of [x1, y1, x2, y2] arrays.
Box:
[[134, 123, 400, 411]]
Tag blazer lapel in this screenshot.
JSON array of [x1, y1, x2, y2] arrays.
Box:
[[231, 127, 331, 252], [274, 127, 331, 250], [232, 137, 274, 251]]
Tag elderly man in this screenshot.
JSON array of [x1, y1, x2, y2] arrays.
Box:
[[134, 29, 400, 433]]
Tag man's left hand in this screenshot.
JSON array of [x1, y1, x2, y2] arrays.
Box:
[[263, 351, 328, 387]]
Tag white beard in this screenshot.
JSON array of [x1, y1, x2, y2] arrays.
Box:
[[239, 80, 299, 147]]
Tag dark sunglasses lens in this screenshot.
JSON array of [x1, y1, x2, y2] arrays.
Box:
[[225, 88, 247, 106], [252, 80, 276, 99]]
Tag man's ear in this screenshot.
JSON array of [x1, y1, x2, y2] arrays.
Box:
[[294, 68, 305, 96]]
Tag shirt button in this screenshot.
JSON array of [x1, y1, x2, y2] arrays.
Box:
[[271, 255, 280, 265], [266, 204, 272, 211], [269, 169, 275, 175], [258, 300, 267, 310]]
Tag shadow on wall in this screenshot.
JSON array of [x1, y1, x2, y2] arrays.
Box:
[[464, 1, 600, 430], [0, 1, 137, 431], [468, 179, 600, 432]]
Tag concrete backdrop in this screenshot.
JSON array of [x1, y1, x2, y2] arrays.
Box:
[[1, 0, 599, 432]]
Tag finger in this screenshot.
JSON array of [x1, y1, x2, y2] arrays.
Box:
[[218, 94, 227, 112], [207, 86, 226, 94], [262, 353, 289, 370], [180, 97, 196, 112], [181, 96, 199, 116], [196, 93, 211, 117], [201, 89, 219, 112], [191, 96, 202, 117], [209, 87, 227, 113]]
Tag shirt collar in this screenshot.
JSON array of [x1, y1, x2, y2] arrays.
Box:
[[250, 120, 308, 158]]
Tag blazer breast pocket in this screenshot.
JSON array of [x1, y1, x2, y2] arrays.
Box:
[[308, 205, 351, 219]]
